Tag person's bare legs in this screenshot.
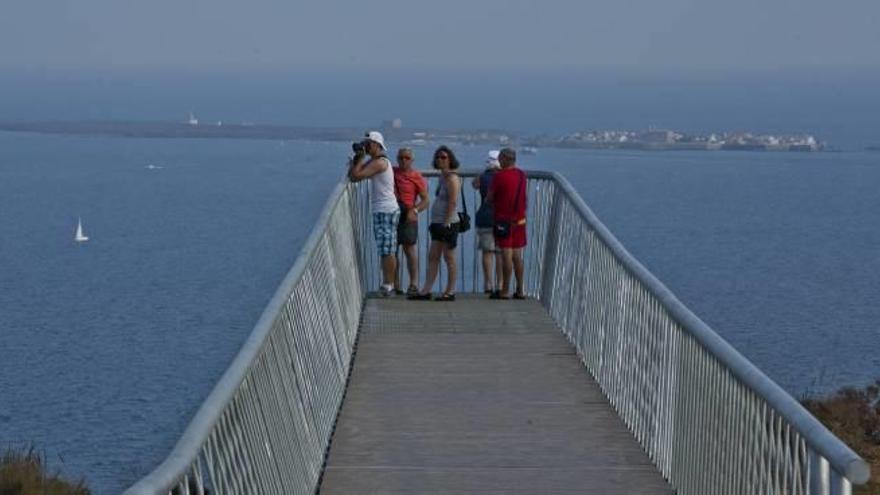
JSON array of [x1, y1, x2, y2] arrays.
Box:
[[494, 251, 503, 292], [481, 251, 494, 292], [419, 241, 443, 294], [393, 249, 402, 291], [381, 254, 396, 288], [512, 247, 525, 297], [499, 248, 514, 297], [403, 244, 419, 289], [443, 244, 457, 295]]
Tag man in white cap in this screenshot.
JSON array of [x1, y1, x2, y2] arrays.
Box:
[[349, 131, 400, 296], [472, 150, 503, 296]]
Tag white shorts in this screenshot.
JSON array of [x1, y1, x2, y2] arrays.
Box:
[[477, 228, 499, 252]]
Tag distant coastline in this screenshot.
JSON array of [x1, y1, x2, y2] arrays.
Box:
[[538, 129, 824, 152], [0, 119, 827, 152]]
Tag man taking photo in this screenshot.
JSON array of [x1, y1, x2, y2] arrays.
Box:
[[348, 131, 400, 297]]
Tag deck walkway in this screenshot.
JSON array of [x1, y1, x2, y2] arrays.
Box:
[[320, 295, 673, 494]]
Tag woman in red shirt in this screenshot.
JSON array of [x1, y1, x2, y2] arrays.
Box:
[[487, 148, 527, 299]]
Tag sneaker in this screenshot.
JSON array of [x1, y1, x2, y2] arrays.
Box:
[[406, 286, 419, 297], [379, 285, 393, 297]]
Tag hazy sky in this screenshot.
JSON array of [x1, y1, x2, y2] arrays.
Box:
[[2, 0, 879, 73]]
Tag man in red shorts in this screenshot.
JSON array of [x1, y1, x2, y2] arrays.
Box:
[[488, 148, 527, 299]]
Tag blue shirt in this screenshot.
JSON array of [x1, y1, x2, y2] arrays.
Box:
[[475, 169, 497, 228]]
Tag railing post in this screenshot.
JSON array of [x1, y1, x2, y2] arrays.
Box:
[[809, 445, 831, 494], [539, 183, 562, 304]]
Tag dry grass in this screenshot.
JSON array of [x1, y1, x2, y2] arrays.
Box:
[[0, 448, 89, 495], [803, 380, 880, 495]]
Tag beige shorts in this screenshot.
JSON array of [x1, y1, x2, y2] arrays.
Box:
[[477, 228, 499, 252]]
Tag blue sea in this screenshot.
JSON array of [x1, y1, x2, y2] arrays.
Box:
[[1, 70, 879, 493]]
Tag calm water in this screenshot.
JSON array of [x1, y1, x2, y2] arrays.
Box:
[[1, 132, 879, 492]]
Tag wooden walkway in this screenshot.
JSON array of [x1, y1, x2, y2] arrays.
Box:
[[320, 295, 673, 494]]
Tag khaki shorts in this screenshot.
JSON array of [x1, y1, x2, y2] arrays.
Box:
[[477, 228, 499, 252]]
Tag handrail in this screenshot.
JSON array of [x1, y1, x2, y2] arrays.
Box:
[[124, 168, 868, 495], [125, 178, 360, 494], [533, 170, 868, 493], [545, 170, 868, 483]]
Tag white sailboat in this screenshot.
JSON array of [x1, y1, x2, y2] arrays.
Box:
[[75, 217, 89, 243]]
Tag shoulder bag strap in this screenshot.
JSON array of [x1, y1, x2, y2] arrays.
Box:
[[458, 174, 468, 214]]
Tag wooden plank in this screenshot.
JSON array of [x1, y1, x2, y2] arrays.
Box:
[[321, 295, 673, 494]]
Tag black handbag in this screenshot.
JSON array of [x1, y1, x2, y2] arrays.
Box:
[[492, 171, 523, 239], [457, 177, 471, 233], [493, 219, 511, 238]]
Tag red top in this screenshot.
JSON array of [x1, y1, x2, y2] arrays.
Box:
[[490, 167, 527, 222], [393, 167, 428, 208]]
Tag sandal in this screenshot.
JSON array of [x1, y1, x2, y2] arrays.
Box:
[[407, 292, 433, 301], [406, 286, 419, 296], [435, 293, 456, 302], [513, 293, 527, 300], [489, 290, 502, 299]]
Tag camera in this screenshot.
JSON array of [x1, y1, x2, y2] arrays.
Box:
[[352, 140, 368, 154]]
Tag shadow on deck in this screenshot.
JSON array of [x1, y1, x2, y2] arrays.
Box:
[[320, 295, 673, 494]]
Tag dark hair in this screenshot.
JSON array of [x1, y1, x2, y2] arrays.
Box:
[[432, 145, 460, 170], [499, 148, 517, 163]]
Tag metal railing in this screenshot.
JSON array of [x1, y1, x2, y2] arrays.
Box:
[[124, 179, 367, 495], [125, 169, 868, 495], [535, 172, 869, 495]]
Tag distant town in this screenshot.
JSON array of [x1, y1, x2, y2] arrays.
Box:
[[0, 114, 827, 152], [398, 126, 824, 152], [541, 129, 823, 152]]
